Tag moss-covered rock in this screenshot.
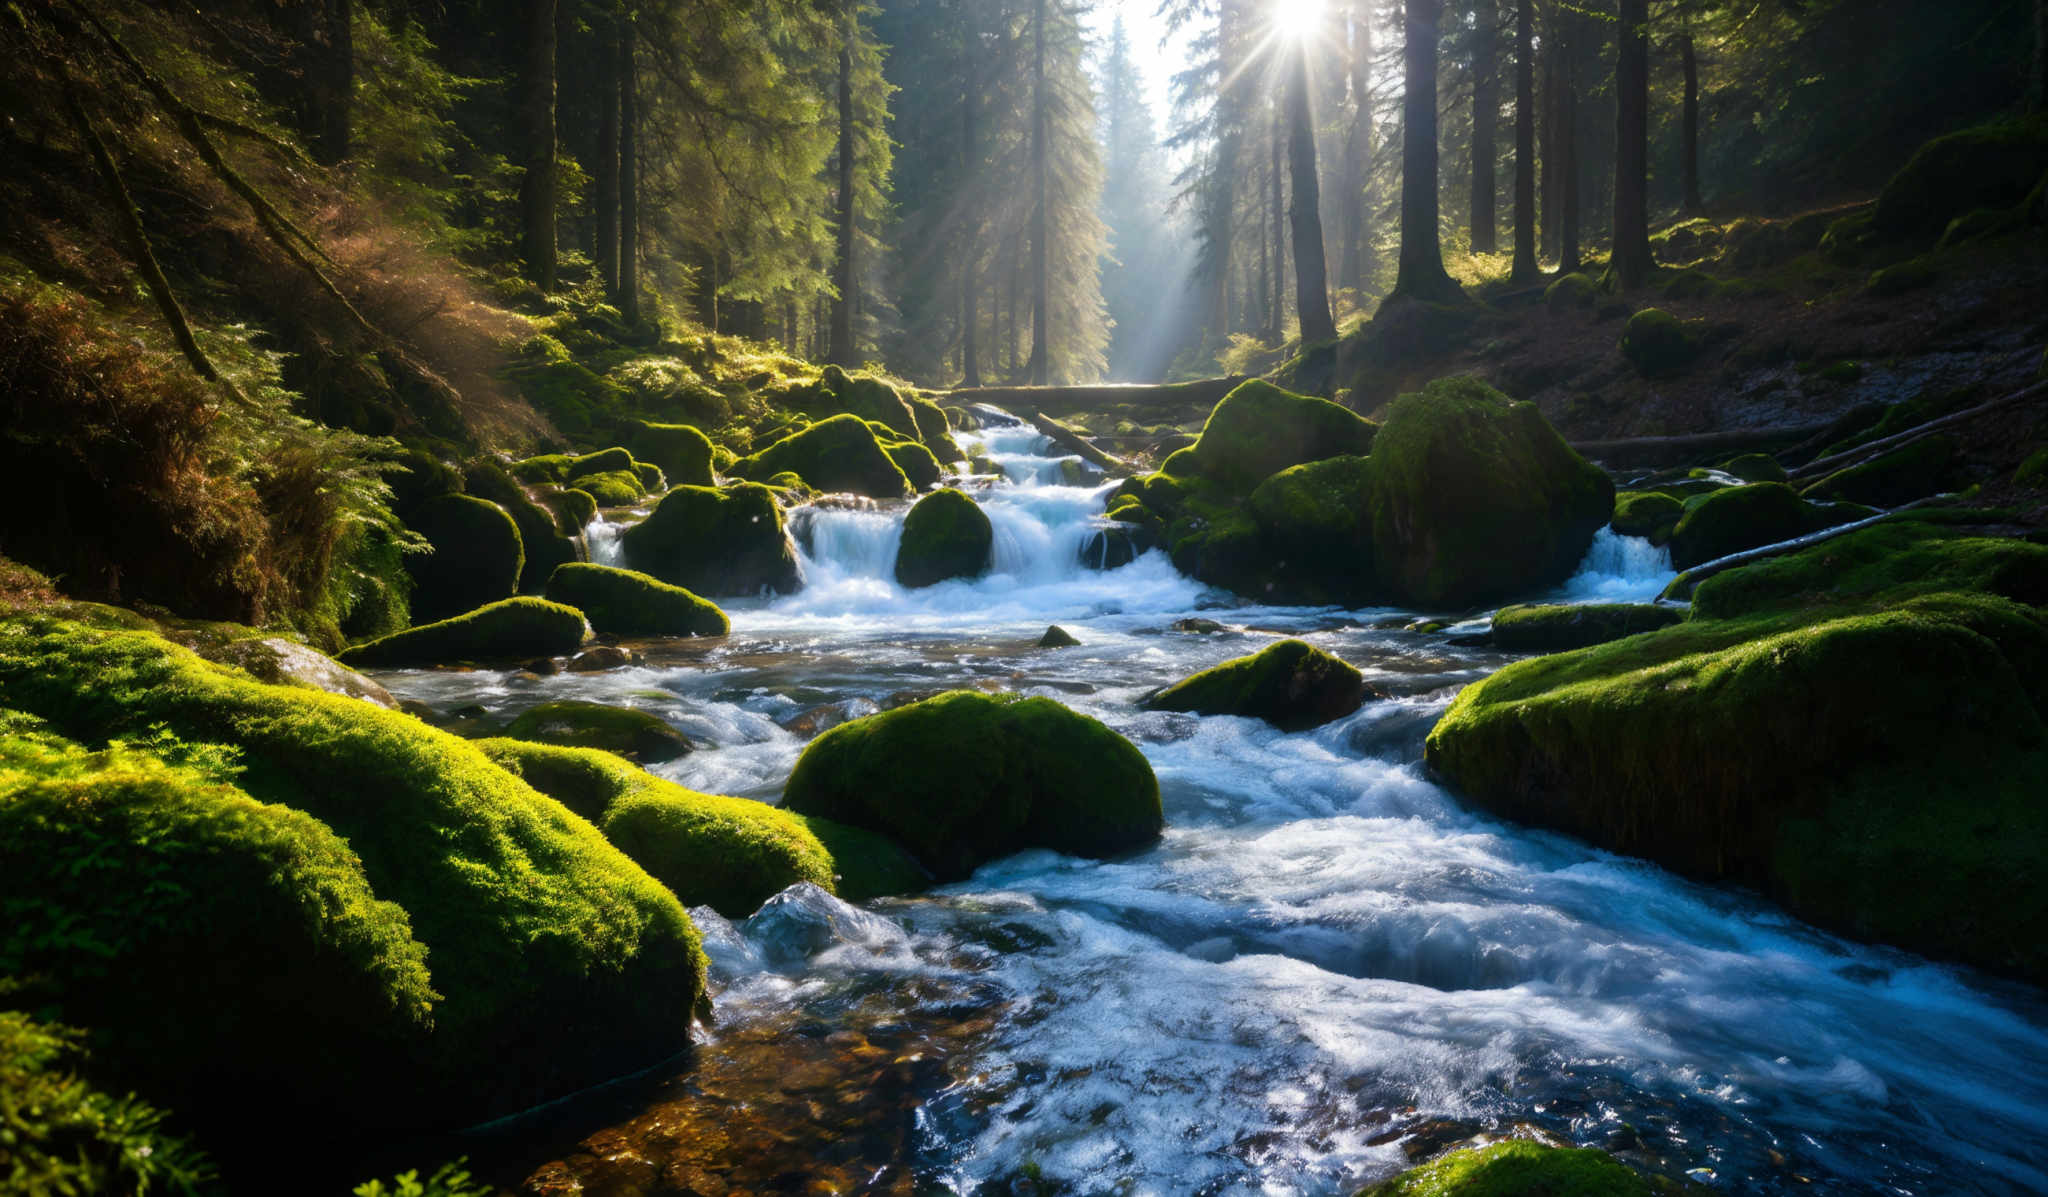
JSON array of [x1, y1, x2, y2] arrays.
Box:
[[782, 691, 1163, 881], [402, 493, 524, 623], [731, 413, 913, 498], [465, 460, 576, 593], [505, 700, 694, 763], [1544, 272, 1599, 311], [545, 562, 729, 638], [1367, 377, 1614, 608], [1690, 523, 2048, 621], [1178, 379, 1378, 493], [340, 597, 587, 666], [1243, 456, 1378, 605], [1869, 117, 2048, 243], [1357, 1141, 1674, 1197], [0, 619, 705, 1128], [1610, 491, 1684, 545], [1865, 256, 1938, 296], [632, 461, 667, 494], [895, 489, 993, 588], [819, 365, 921, 438], [543, 485, 599, 533], [478, 739, 927, 913], [1720, 452, 1788, 484], [1491, 603, 1687, 652], [1665, 482, 1831, 570], [619, 483, 803, 597], [1141, 639, 1367, 731], [573, 468, 648, 508], [908, 394, 966, 464], [884, 437, 944, 491], [623, 422, 716, 488], [1800, 435, 1958, 507], [1619, 308, 1703, 378]]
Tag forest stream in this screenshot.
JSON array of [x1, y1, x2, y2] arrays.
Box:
[[368, 415, 2048, 1197]]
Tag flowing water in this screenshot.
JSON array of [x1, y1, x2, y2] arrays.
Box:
[[380, 419, 2048, 1195]]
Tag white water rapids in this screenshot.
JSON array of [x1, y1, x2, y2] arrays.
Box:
[[387, 418, 2048, 1194]]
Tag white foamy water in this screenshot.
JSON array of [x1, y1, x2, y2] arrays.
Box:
[[377, 418, 2047, 1195]]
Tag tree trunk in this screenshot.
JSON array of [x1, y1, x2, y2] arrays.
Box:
[[1288, 44, 1338, 345], [618, 15, 640, 324], [2034, 0, 2046, 114], [1680, 29, 1703, 213], [1469, 0, 1498, 256], [1339, 0, 1374, 293], [829, 17, 858, 367], [1561, 51, 1580, 272], [1393, 0, 1463, 302], [520, 0, 557, 291], [1270, 102, 1286, 339], [1612, 0, 1650, 290], [1026, 0, 1050, 384], [317, 0, 352, 164], [1510, 0, 1538, 281], [595, 6, 620, 299], [1538, 12, 1561, 260]]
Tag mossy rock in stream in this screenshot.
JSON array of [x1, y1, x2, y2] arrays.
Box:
[[464, 460, 577, 593], [545, 563, 729, 638], [619, 483, 802, 597], [1424, 591, 2048, 984], [883, 436, 945, 491], [819, 365, 921, 439], [513, 446, 633, 486], [505, 700, 695, 763], [1491, 603, 1687, 652], [1176, 379, 1378, 494], [729, 414, 912, 499], [573, 468, 649, 508], [1665, 483, 1842, 571], [782, 691, 1163, 882], [402, 493, 524, 623], [0, 617, 705, 1129], [1243, 455, 1378, 605], [479, 739, 927, 914], [1799, 436, 1959, 508], [1610, 491, 1684, 545], [907, 394, 966, 464], [622, 421, 715, 488], [1356, 1141, 1679, 1196], [895, 489, 992, 588], [1141, 639, 1367, 732], [1720, 452, 1788, 484], [339, 597, 587, 667], [1367, 377, 1614, 608], [542, 485, 599, 534]]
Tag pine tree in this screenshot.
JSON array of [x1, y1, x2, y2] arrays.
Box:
[[1392, 0, 1463, 302], [1613, 0, 1650, 290]]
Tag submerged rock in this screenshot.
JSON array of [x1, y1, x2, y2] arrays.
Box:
[[1490, 603, 1687, 652], [339, 596, 587, 667], [1039, 625, 1081, 648], [402, 493, 523, 623], [505, 699, 695, 762], [1142, 639, 1369, 732], [895, 488, 992, 588], [620, 483, 803, 597], [782, 690, 1163, 881], [729, 413, 913, 499], [546, 562, 730, 638]]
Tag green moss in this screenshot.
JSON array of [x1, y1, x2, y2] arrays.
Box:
[[1141, 639, 1367, 731], [1357, 1141, 1670, 1197], [573, 468, 648, 508], [0, 619, 704, 1126], [783, 691, 1163, 882], [340, 596, 585, 666], [544, 562, 728, 638], [908, 394, 966, 464], [1544, 272, 1599, 311], [1690, 523, 2048, 621], [543, 486, 598, 533], [896, 489, 993, 588], [1366, 377, 1614, 607], [1166, 509, 1271, 597], [632, 461, 667, 494], [1720, 452, 1789, 484], [1801, 435, 1957, 506], [1870, 117, 2048, 243], [1159, 445, 1200, 477], [1818, 388, 1976, 459], [1243, 456, 1378, 604], [0, 1010, 215, 1193], [619, 483, 802, 597], [1178, 379, 1377, 493], [465, 460, 575, 594], [505, 700, 694, 763], [1610, 491, 1684, 544], [1865, 256, 1937, 296], [1619, 308, 1703, 378], [818, 365, 921, 438], [403, 493, 524, 623], [884, 438, 944, 491], [1659, 268, 1728, 300], [2017, 447, 2048, 486], [1666, 482, 1835, 570], [729, 413, 912, 499], [508, 359, 626, 437], [1492, 603, 1687, 652], [623, 422, 716, 488]]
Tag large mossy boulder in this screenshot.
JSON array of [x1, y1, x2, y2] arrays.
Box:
[[1178, 379, 1378, 493], [572, 468, 648, 508], [1665, 482, 1829, 570], [545, 562, 729, 637], [819, 364, 921, 439], [622, 421, 716, 488], [1620, 308, 1703, 378], [505, 700, 694, 763], [464, 460, 577, 593], [895, 489, 993, 588], [1357, 1141, 1675, 1197], [782, 691, 1163, 881], [1799, 435, 1958, 507], [339, 597, 587, 667], [1870, 117, 2048, 243], [1243, 455, 1378, 605], [619, 483, 803, 597], [1141, 639, 1367, 732], [730, 414, 913, 498], [1490, 602, 1686, 652], [403, 493, 524, 623], [1367, 377, 1614, 608], [0, 618, 705, 1130], [479, 739, 927, 914], [1690, 523, 2048, 621], [1610, 490, 1684, 545]]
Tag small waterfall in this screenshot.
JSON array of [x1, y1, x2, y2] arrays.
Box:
[[585, 518, 625, 568], [1549, 527, 1677, 603]]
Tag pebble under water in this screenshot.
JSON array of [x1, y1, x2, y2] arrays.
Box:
[[378, 420, 2048, 1195]]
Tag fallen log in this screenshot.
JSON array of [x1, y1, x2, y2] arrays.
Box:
[[1661, 495, 1956, 599], [1786, 378, 2048, 484], [1570, 423, 1835, 470], [945, 377, 1251, 418], [1028, 412, 1132, 473]]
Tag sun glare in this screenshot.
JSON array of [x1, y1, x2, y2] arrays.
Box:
[[1271, 0, 1326, 41]]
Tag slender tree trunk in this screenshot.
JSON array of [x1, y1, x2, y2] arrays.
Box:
[[1561, 53, 1581, 273], [618, 16, 640, 324], [1539, 13, 1561, 260], [1026, 0, 1050, 384], [1339, 0, 1374, 294], [961, 37, 982, 388], [1510, 0, 1538, 280], [1469, 0, 1499, 256], [595, 5, 620, 299], [1270, 102, 1285, 339], [1612, 0, 1650, 289], [2033, 0, 2046, 114], [1288, 44, 1338, 345], [1679, 29, 1703, 213], [829, 16, 858, 367], [317, 0, 352, 163], [1393, 0, 1463, 302], [520, 0, 557, 291]]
